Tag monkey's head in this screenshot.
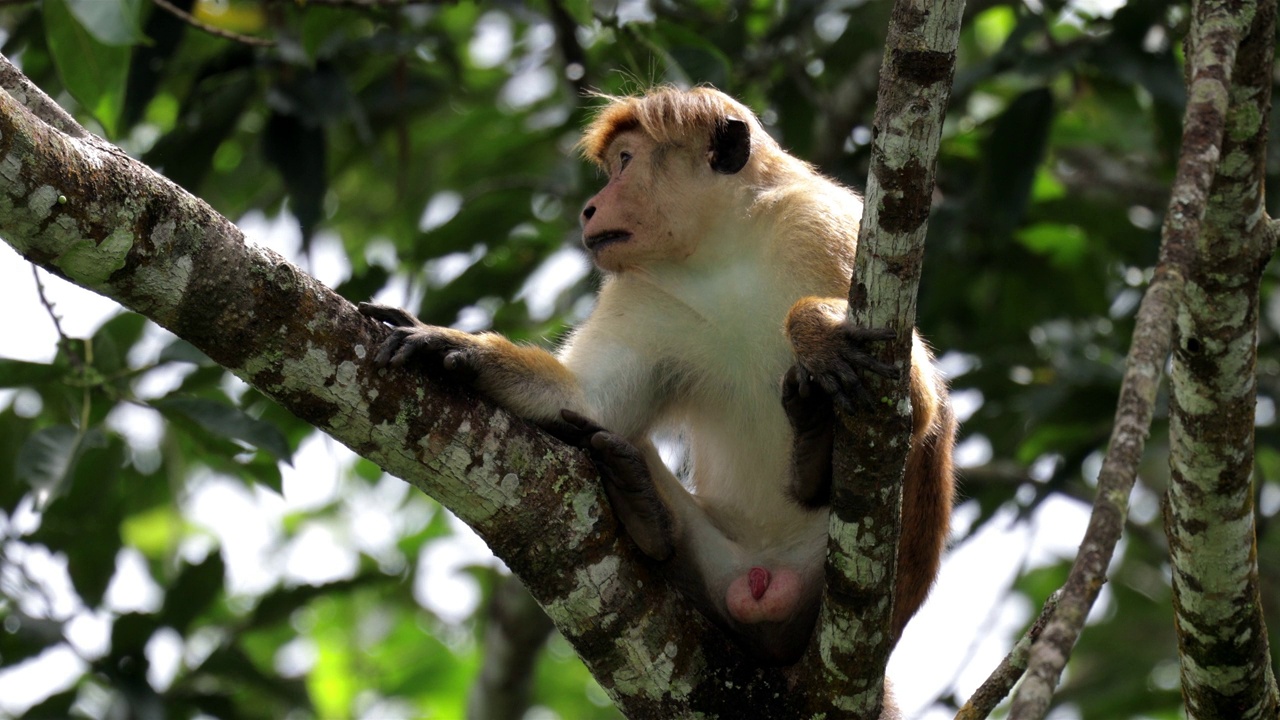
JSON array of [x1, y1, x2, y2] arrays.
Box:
[[578, 87, 778, 273]]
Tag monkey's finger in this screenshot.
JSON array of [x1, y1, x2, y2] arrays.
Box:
[[541, 410, 609, 447], [588, 432, 648, 478], [844, 326, 897, 344], [390, 332, 446, 366], [829, 386, 862, 416], [358, 302, 419, 328], [821, 364, 873, 413], [839, 346, 899, 380], [561, 409, 607, 435], [441, 345, 479, 366], [374, 332, 409, 367], [789, 365, 817, 399], [799, 369, 815, 399], [442, 350, 481, 383], [781, 365, 801, 400], [812, 371, 844, 401]]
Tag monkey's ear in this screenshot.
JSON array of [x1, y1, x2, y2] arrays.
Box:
[[709, 117, 750, 174]]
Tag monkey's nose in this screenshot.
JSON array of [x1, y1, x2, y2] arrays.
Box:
[[581, 204, 596, 223]]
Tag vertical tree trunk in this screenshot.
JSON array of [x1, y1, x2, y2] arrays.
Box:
[[1164, 1, 1279, 717]]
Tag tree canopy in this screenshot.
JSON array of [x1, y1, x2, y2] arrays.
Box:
[[0, 1, 1277, 718]]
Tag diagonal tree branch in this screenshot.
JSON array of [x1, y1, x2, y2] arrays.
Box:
[[955, 592, 1059, 720]]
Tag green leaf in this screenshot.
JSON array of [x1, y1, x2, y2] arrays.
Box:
[[559, 0, 592, 24], [19, 688, 78, 718], [157, 338, 214, 366], [44, 0, 130, 137], [247, 575, 387, 629], [0, 411, 34, 512], [30, 437, 125, 606], [122, 0, 189, 129], [158, 553, 226, 634], [240, 452, 284, 495], [1016, 223, 1088, 268], [92, 311, 147, 377], [66, 0, 146, 46], [0, 358, 62, 387], [110, 612, 158, 659], [263, 111, 327, 247], [0, 613, 65, 668], [143, 55, 256, 193], [15, 424, 104, 497], [979, 87, 1055, 238], [153, 396, 293, 464]]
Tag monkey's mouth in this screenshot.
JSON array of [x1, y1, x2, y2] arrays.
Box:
[[583, 230, 632, 252]]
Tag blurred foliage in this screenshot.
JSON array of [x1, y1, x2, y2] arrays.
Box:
[[0, 0, 1277, 718]]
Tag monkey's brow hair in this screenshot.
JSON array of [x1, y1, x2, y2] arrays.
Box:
[[578, 86, 751, 164]]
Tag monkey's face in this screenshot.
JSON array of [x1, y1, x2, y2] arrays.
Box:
[[580, 130, 732, 273]]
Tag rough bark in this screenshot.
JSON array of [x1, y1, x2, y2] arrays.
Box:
[[803, 0, 963, 717], [0, 59, 819, 718], [1164, 0, 1279, 716]]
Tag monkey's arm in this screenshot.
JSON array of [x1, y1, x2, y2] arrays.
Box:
[[360, 301, 600, 425], [784, 296, 955, 638], [359, 302, 664, 435]]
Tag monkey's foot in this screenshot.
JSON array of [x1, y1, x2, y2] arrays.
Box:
[[558, 410, 676, 561], [782, 365, 834, 433], [781, 365, 835, 507]]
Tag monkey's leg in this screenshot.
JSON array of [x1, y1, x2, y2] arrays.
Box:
[[781, 365, 834, 507], [558, 410, 676, 561]]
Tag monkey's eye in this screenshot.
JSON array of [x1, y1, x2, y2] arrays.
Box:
[[619, 151, 633, 170]]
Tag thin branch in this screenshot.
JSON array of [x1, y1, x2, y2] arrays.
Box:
[[151, 0, 276, 47], [30, 266, 78, 369], [955, 591, 1060, 720]]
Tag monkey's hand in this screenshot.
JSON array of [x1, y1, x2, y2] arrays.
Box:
[[557, 409, 676, 562], [786, 298, 900, 415], [359, 302, 485, 381]]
